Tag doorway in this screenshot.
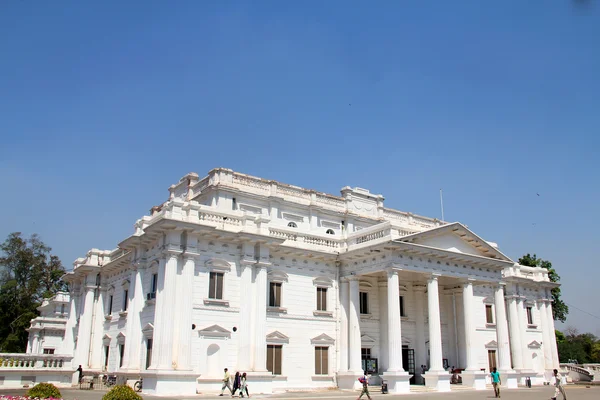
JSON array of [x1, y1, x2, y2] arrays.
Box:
[[402, 347, 416, 384]]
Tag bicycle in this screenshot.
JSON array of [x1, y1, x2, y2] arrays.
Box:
[[102, 374, 117, 388], [134, 377, 143, 392]]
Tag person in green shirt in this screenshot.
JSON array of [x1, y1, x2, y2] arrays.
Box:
[[490, 367, 501, 398]]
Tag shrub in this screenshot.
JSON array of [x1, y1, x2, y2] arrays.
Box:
[[26, 382, 62, 399], [102, 384, 143, 400]]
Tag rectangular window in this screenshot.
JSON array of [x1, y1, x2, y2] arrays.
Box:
[[145, 339, 153, 369], [123, 290, 129, 311], [488, 350, 497, 371], [486, 304, 494, 324], [317, 287, 327, 311], [526, 307, 533, 325], [359, 292, 369, 314], [399, 295, 405, 317], [315, 346, 329, 375], [269, 282, 282, 307], [361, 348, 371, 360], [60, 304, 65, 314], [266, 345, 282, 375], [104, 346, 109, 369], [119, 344, 125, 368], [43, 348, 55, 355], [151, 273, 158, 293], [108, 295, 113, 314], [208, 272, 224, 299]]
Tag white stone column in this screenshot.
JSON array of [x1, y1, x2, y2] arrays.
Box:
[[539, 299, 553, 369], [252, 265, 268, 371], [177, 256, 195, 370], [339, 280, 349, 372], [387, 271, 404, 372], [378, 280, 388, 371], [122, 272, 136, 369], [494, 285, 512, 371], [90, 288, 105, 369], [413, 284, 427, 376], [238, 262, 254, 371], [61, 291, 77, 355], [126, 266, 144, 371], [445, 291, 457, 368], [427, 275, 444, 372], [32, 332, 41, 354], [517, 297, 532, 370], [76, 286, 96, 367], [545, 290, 560, 368], [348, 277, 362, 373], [462, 280, 478, 371], [153, 254, 178, 370], [507, 294, 524, 370]]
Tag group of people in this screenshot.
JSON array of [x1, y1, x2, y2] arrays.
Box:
[[489, 367, 566, 400], [220, 368, 250, 398]]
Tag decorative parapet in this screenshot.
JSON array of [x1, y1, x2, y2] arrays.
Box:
[[0, 353, 73, 369]]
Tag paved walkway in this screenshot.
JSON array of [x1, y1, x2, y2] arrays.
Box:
[[1, 385, 598, 400]]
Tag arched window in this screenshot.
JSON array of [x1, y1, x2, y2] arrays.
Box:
[[287, 222, 297, 228], [326, 229, 334, 235]]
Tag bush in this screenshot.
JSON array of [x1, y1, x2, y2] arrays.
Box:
[[102, 384, 143, 400], [26, 382, 62, 399]]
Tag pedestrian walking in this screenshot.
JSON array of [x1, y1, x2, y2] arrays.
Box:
[[76, 365, 84, 384], [231, 371, 241, 397], [220, 368, 232, 396], [357, 370, 372, 400], [240, 372, 248, 398], [490, 367, 501, 398], [552, 369, 567, 400]]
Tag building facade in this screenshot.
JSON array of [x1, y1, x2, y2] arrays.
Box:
[[33, 168, 559, 395]]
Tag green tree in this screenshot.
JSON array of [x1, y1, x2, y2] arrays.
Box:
[[518, 254, 568, 323], [0, 232, 67, 352]]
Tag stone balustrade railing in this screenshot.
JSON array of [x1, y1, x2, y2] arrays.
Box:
[[0, 353, 73, 370], [347, 222, 392, 247], [560, 363, 594, 382], [269, 227, 342, 250]]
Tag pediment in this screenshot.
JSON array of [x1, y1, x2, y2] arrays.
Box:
[[398, 223, 512, 262], [361, 334, 376, 344], [266, 331, 289, 344], [205, 259, 231, 272], [102, 334, 111, 342], [142, 323, 154, 338], [311, 333, 335, 346], [528, 340, 542, 349], [199, 324, 231, 339], [485, 340, 498, 349]]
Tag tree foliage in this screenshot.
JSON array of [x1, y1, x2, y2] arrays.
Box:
[[0, 232, 67, 352], [518, 253, 568, 323], [557, 327, 600, 364]]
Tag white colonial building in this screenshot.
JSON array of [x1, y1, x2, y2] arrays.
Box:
[[22, 168, 560, 395]]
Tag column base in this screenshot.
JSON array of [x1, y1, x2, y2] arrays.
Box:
[[336, 371, 363, 390], [382, 371, 412, 393], [499, 370, 519, 388], [424, 371, 451, 392], [461, 370, 487, 390], [243, 371, 273, 394], [140, 370, 199, 396]]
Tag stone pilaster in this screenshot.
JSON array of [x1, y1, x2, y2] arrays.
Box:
[[377, 279, 388, 371], [126, 265, 144, 371], [122, 271, 136, 369], [90, 288, 105, 369], [517, 297, 532, 370], [62, 290, 77, 356], [339, 279, 349, 372], [545, 290, 560, 368], [348, 277, 362, 373], [252, 264, 268, 371], [151, 253, 179, 370], [76, 286, 95, 367], [539, 298, 553, 369], [237, 262, 253, 371], [176, 255, 195, 370]]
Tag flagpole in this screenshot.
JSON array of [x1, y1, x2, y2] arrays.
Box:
[[440, 189, 445, 221]]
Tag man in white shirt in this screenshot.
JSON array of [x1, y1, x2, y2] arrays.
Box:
[[552, 369, 567, 400]]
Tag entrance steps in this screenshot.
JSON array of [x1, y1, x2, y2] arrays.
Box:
[[409, 384, 494, 393]]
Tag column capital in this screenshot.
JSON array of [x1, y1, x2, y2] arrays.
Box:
[[347, 275, 361, 282], [182, 251, 200, 261], [427, 273, 441, 282], [460, 277, 477, 286], [387, 269, 399, 278], [378, 279, 388, 288]]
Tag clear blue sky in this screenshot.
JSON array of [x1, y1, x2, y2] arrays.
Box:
[[1, 1, 598, 335]]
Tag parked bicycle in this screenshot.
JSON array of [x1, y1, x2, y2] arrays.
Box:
[[134, 377, 143, 392], [102, 374, 117, 388]]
